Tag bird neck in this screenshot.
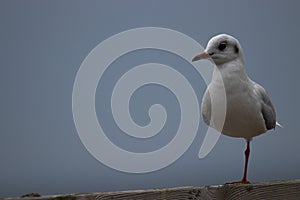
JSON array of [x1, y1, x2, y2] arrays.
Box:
[[212, 57, 249, 83]]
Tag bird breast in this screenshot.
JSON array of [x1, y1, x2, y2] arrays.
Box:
[[202, 72, 267, 139]]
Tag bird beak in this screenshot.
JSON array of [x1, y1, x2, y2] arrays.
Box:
[[192, 51, 210, 62]]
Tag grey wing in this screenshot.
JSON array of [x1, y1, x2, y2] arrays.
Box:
[[201, 89, 211, 126], [254, 83, 276, 130]]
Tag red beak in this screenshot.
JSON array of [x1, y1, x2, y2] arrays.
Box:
[[192, 51, 210, 62]]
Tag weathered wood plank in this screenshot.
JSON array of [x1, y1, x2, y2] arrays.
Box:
[[95, 186, 219, 200], [3, 179, 300, 200], [220, 180, 300, 200]]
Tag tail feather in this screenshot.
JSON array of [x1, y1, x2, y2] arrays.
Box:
[[276, 121, 283, 128]]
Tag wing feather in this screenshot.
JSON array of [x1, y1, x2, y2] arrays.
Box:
[[254, 83, 276, 130]]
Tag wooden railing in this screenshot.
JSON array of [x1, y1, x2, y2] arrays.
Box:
[[3, 179, 300, 200]]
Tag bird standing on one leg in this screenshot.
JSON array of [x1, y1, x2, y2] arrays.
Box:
[[192, 34, 280, 184]]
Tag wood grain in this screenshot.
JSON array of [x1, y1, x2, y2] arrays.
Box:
[[220, 180, 300, 200], [3, 180, 300, 200]]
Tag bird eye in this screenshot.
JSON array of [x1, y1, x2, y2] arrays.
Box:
[[218, 42, 227, 51]]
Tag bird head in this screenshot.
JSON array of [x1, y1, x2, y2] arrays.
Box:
[[192, 34, 243, 66]]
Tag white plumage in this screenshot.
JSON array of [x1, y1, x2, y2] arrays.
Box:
[[193, 34, 280, 183]]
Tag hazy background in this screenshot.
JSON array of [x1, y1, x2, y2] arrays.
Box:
[[1, 0, 299, 197]]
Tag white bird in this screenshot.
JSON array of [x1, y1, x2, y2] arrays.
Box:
[[192, 34, 280, 184]]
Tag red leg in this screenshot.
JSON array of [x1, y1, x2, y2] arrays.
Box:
[[241, 140, 250, 183], [227, 140, 251, 184]]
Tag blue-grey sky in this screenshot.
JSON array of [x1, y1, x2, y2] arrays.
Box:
[[0, 0, 299, 198]]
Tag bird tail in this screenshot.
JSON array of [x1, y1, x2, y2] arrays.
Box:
[[276, 121, 283, 128]]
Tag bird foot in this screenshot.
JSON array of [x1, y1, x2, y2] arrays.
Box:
[[226, 180, 250, 184]]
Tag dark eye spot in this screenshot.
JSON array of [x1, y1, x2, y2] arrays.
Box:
[[218, 41, 227, 51], [234, 45, 239, 53]]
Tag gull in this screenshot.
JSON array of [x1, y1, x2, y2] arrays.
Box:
[[192, 34, 281, 184]]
